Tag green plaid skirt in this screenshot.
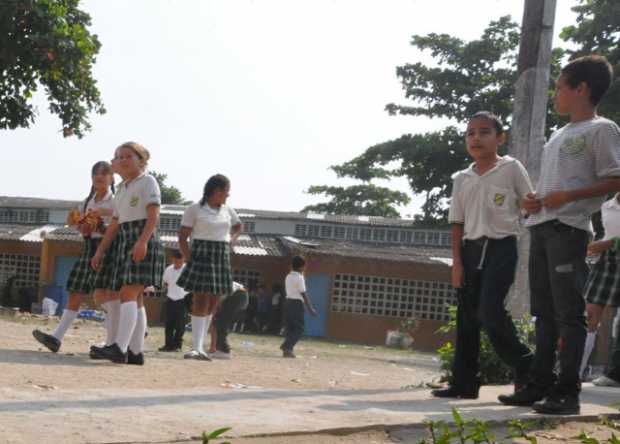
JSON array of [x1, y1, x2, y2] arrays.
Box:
[[177, 240, 232, 295], [110, 219, 165, 291], [66, 237, 101, 294], [585, 249, 620, 306], [92, 237, 119, 290]]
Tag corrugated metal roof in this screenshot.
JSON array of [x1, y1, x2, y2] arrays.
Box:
[[0, 196, 79, 210]]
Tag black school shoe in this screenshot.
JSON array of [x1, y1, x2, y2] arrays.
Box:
[[127, 350, 145, 366], [89, 344, 114, 360], [32, 329, 61, 353], [498, 383, 546, 406], [98, 343, 128, 364], [532, 392, 580, 415], [431, 386, 479, 399]]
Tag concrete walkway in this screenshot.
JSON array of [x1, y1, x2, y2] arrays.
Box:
[[1, 384, 619, 443]]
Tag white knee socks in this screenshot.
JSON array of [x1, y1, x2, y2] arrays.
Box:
[[129, 306, 147, 354], [116, 301, 138, 353], [52, 309, 78, 341]]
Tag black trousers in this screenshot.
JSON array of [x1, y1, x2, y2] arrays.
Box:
[[606, 309, 620, 381], [451, 236, 533, 391], [213, 290, 248, 353], [164, 299, 186, 349], [281, 299, 305, 352], [529, 220, 588, 395]]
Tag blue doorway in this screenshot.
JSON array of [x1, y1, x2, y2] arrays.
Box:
[[304, 273, 331, 337]]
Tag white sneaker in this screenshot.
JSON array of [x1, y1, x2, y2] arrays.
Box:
[[209, 350, 232, 360], [183, 350, 211, 361], [592, 375, 620, 387]]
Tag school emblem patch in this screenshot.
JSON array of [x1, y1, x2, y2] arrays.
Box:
[[561, 136, 586, 155], [494, 193, 506, 206], [130, 196, 139, 207]]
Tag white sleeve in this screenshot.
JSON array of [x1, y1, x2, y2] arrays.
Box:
[[181, 204, 197, 228], [512, 160, 534, 200], [448, 175, 465, 224], [228, 206, 241, 226], [143, 176, 162, 207], [162, 267, 170, 285], [593, 122, 620, 178], [298, 275, 307, 293], [112, 196, 120, 219]]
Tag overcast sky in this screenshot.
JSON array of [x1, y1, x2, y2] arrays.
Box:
[[1, 0, 577, 216]]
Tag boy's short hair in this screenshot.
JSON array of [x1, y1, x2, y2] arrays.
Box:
[[171, 250, 183, 259], [470, 111, 505, 134], [291, 255, 305, 271], [561, 55, 613, 106]]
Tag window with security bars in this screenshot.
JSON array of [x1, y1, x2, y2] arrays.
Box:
[[0, 254, 41, 288], [307, 225, 320, 238], [294, 224, 307, 237], [243, 221, 256, 233], [441, 232, 452, 246], [400, 230, 413, 244], [334, 226, 345, 239], [346, 227, 358, 240], [0, 209, 47, 225], [232, 269, 261, 289], [159, 215, 180, 232], [386, 230, 399, 243], [320, 225, 332, 238], [373, 229, 385, 242], [331, 273, 455, 321]]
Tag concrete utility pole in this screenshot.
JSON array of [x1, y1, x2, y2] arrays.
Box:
[[508, 0, 557, 317]]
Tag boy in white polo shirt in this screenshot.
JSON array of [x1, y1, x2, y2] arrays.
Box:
[[280, 256, 317, 358], [500, 55, 620, 414], [432, 111, 534, 400], [159, 250, 188, 352]]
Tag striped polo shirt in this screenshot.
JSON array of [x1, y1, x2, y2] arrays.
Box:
[[526, 116, 620, 233]]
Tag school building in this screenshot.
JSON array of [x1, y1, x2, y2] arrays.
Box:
[[2, 195, 613, 357]]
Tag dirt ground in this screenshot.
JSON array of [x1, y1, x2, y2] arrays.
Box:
[[0, 310, 439, 395]]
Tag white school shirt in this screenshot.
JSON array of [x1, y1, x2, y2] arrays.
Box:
[[112, 174, 161, 224], [601, 195, 620, 241], [285, 271, 306, 301], [181, 203, 241, 242], [162, 264, 188, 301], [83, 190, 114, 239], [525, 117, 620, 233], [448, 156, 533, 240]]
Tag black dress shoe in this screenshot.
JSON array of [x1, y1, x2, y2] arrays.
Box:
[[89, 344, 114, 360], [532, 393, 580, 415], [127, 350, 145, 366], [32, 329, 61, 353], [431, 386, 479, 399], [158, 345, 173, 352], [498, 383, 545, 406], [99, 343, 128, 364]]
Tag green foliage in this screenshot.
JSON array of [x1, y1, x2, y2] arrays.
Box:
[[201, 427, 231, 444], [302, 183, 410, 218], [436, 305, 535, 385], [559, 0, 620, 125], [149, 170, 188, 205], [0, 0, 105, 137]]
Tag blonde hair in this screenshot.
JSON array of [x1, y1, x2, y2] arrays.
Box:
[[117, 141, 150, 167]]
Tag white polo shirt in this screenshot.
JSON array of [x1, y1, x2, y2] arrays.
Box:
[[113, 174, 161, 224], [181, 203, 241, 242], [162, 264, 188, 301], [601, 195, 620, 241], [448, 156, 533, 240], [526, 117, 620, 232], [285, 271, 306, 301], [83, 190, 114, 239]]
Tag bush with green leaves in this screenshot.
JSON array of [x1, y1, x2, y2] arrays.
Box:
[[436, 305, 535, 385]]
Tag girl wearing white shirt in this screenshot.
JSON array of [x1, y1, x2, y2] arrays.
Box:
[[33, 161, 116, 353], [580, 194, 620, 384], [177, 174, 242, 360], [91, 142, 165, 365]]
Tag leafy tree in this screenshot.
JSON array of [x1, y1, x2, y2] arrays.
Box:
[[560, 0, 620, 124], [302, 183, 410, 218], [0, 0, 104, 137], [149, 171, 188, 205]]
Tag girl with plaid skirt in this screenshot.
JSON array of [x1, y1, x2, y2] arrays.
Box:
[[33, 161, 116, 353], [91, 142, 165, 364], [579, 193, 620, 385], [178, 174, 242, 360]]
